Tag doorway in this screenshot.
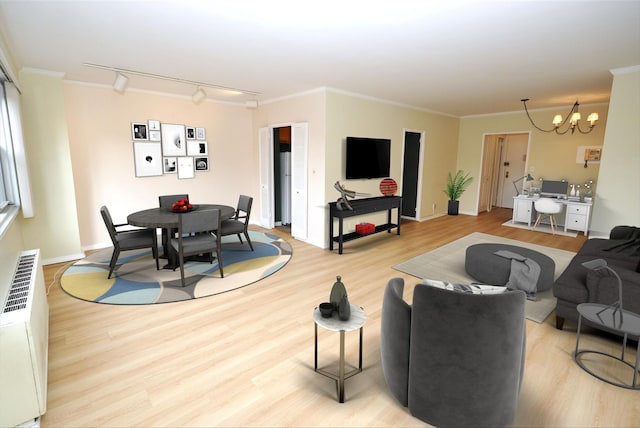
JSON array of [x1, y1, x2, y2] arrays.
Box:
[[274, 126, 291, 232], [401, 130, 424, 219], [479, 133, 530, 212]]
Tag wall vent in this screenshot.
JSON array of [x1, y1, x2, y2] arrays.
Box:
[[3, 252, 37, 313]]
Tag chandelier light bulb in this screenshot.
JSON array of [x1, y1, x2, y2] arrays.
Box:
[[552, 115, 563, 126]]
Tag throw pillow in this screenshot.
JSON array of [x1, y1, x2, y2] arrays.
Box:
[[421, 279, 507, 295]]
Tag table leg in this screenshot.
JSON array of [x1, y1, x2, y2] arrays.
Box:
[[634, 338, 640, 388], [358, 326, 363, 369], [339, 330, 345, 403], [338, 218, 344, 255], [574, 314, 583, 356], [314, 323, 318, 370]]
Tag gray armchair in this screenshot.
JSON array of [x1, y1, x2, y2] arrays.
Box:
[[100, 205, 159, 279], [219, 195, 253, 251], [381, 278, 526, 427], [171, 208, 223, 287]]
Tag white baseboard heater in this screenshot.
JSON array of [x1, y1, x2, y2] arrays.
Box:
[[0, 249, 49, 427]]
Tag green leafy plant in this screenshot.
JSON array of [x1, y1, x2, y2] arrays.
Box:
[[444, 170, 473, 201]]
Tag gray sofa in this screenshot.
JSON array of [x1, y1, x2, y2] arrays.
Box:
[[380, 278, 526, 427], [553, 225, 640, 330]]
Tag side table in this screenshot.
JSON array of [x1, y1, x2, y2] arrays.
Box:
[[313, 304, 367, 402], [574, 303, 640, 390]]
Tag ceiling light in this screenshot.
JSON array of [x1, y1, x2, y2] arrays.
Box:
[[192, 87, 206, 104], [113, 72, 129, 93], [521, 99, 598, 135]]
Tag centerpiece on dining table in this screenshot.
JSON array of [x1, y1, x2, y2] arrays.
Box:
[[170, 197, 194, 212]]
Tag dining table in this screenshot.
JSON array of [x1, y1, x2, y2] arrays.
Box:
[[127, 204, 236, 270]]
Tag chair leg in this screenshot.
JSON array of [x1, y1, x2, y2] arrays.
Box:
[[236, 233, 244, 244], [217, 246, 224, 278], [550, 215, 556, 234], [532, 214, 543, 230], [179, 252, 186, 287], [244, 231, 254, 251], [108, 249, 120, 279]]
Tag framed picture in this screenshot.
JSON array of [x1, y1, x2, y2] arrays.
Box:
[[163, 157, 177, 174], [161, 123, 186, 156], [196, 127, 206, 140], [133, 142, 163, 177], [148, 120, 161, 131], [177, 156, 194, 179], [195, 157, 209, 171], [149, 130, 161, 141], [187, 140, 208, 156], [186, 127, 196, 140], [131, 122, 148, 140]]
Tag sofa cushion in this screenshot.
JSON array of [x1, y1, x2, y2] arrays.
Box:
[[578, 238, 640, 269]]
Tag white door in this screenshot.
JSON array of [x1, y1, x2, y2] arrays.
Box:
[[258, 127, 274, 229], [498, 134, 529, 207], [290, 123, 308, 240]]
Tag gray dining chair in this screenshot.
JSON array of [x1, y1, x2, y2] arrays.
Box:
[[100, 205, 159, 279], [171, 208, 223, 287], [158, 193, 189, 253], [219, 195, 254, 251]]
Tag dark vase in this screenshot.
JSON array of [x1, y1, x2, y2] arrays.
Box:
[[330, 275, 347, 310], [338, 294, 351, 321], [448, 200, 459, 215]]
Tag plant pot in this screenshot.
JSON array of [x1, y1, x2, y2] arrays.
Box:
[[447, 200, 459, 215]]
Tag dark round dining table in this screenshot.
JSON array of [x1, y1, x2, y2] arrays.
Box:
[[127, 204, 236, 269]]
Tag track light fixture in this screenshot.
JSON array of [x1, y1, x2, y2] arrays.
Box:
[[84, 62, 261, 97], [113, 72, 129, 93], [521, 98, 598, 135], [192, 87, 207, 104]]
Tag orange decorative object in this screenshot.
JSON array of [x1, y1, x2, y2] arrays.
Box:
[[379, 178, 398, 196]]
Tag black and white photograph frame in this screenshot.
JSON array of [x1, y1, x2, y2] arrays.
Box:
[[133, 142, 163, 177], [177, 156, 195, 179], [195, 157, 209, 171], [161, 123, 186, 157], [196, 127, 206, 140], [187, 140, 208, 156], [148, 119, 161, 131], [163, 157, 177, 174], [186, 127, 196, 140], [149, 130, 161, 141], [132, 122, 148, 140]]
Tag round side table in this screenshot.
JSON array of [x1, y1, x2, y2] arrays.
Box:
[[313, 304, 367, 402]]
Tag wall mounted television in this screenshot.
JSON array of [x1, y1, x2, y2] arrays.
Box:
[[345, 136, 391, 179]]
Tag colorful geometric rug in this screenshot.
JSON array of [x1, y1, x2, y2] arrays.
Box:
[[60, 231, 292, 305]]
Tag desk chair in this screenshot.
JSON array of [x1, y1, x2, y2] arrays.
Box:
[[533, 198, 563, 234]]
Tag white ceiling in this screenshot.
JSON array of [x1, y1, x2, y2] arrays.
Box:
[[0, 0, 639, 116]]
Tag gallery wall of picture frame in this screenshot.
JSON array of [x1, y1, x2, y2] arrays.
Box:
[[132, 120, 208, 178]]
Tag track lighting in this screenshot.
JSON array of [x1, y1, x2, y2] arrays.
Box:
[[192, 87, 206, 104], [113, 72, 129, 93]]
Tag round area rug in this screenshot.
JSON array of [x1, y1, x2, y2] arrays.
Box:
[[60, 231, 292, 305]]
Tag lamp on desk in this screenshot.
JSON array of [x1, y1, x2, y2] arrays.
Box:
[[582, 258, 624, 326], [512, 174, 534, 196]]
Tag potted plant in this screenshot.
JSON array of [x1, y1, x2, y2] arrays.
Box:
[[444, 170, 473, 215]]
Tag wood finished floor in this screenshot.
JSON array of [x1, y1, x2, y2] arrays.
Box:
[[41, 208, 640, 427]]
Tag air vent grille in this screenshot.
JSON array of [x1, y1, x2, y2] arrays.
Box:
[[3, 253, 36, 313]]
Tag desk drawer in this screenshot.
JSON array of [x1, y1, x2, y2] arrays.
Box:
[[567, 204, 589, 215], [566, 214, 587, 231]]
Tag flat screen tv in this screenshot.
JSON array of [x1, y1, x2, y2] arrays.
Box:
[[345, 136, 391, 179]]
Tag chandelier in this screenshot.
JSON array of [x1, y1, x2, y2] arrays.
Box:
[[521, 98, 598, 135]]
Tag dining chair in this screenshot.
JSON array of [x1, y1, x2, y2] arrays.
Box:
[[171, 208, 223, 287], [532, 198, 563, 234], [100, 205, 159, 279], [219, 195, 254, 251], [158, 193, 190, 254]]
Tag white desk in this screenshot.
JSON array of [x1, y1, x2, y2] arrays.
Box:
[[512, 196, 592, 235]]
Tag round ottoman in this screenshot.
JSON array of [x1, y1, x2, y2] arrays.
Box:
[[465, 243, 555, 292]]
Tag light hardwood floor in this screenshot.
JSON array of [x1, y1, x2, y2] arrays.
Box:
[[41, 209, 639, 427]]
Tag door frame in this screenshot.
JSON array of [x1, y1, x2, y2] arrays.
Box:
[[478, 131, 531, 213], [400, 129, 425, 220]]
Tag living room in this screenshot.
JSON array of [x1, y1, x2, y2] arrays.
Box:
[[0, 1, 639, 427]]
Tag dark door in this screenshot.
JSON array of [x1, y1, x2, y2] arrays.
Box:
[[401, 131, 420, 217]]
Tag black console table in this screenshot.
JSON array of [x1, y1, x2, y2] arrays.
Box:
[[329, 196, 402, 254]]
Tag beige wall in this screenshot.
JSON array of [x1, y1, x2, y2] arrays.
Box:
[[63, 81, 255, 250], [590, 67, 640, 237], [458, 104, 608, 214], [17, 70, 84, 263], [325, 90, 460, 224]]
